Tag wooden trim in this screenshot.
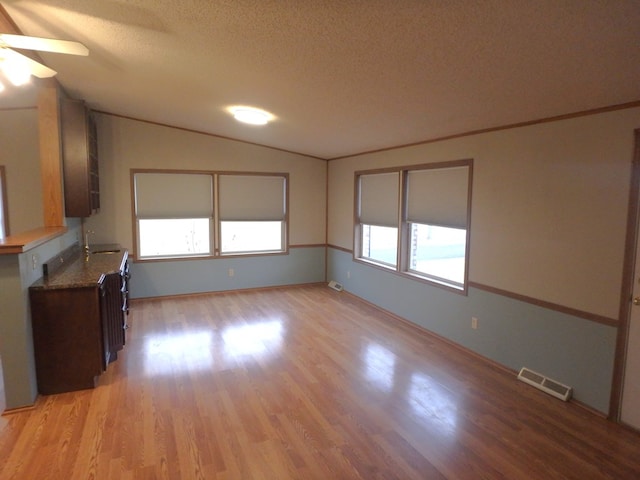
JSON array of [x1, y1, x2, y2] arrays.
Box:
[[326, 245, 619, 326], [0, 226, 67, 254], [469, 281, 618, 327], [353, 159, 473, 295], [354, 165, 404, 177], [464, 159, 474, 295], [285, 173, 290, 256], [55, 99, 640, 165], [352, 173, 359, 258], [129, 171, 138, 260], [609, 128, 640, 421], [129, 244, 326, 263], [37, 81, 65, 227], [130, 169, 291, 259], [328, 244, 353, 254], [324, 160, 329, 282], [0, 106, 38, 113], [1, 403, 38, 416], [130, 281, 326, 302], [0, 166, 9, 237], [96, 110, 327, 161], [328, 100, 640, 161], [131, 250, 289, 264]]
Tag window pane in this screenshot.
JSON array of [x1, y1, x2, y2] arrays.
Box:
[[219, 175, 286, 221], [221, 221, 283, 254], [361, 224, 397, 266], [139, 218, 210, 257], [409, 223, 466, 286]]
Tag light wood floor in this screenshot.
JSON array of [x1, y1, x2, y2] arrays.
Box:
[[1, 285, 639, 479]]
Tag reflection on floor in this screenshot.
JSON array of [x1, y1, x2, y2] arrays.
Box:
[[0, 285, 639, 479]]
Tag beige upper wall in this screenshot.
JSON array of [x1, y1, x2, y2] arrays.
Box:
[[0, 108, 43, 235], [328, 107, 640, 320], [85, 115, 327, 250]]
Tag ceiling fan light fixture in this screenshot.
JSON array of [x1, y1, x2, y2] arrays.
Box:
[[228, 106, 274, 126], [1, 57, 31, 86]]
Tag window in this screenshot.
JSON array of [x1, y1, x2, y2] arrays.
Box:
[[405, 165, 470, 288], [408, 223, 466, 286], [138, 218, 210, 257], [355, 160, 472, 292], [361, 224, 398, 266], [132, 170, 288, 260], [356, 171, 399, 267], [220, 221, 284, 253], [134, 172, 213, 259], [219, 174, 287, 255]]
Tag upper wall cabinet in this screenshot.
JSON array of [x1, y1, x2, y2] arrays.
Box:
[[61, 98, 99, 217]]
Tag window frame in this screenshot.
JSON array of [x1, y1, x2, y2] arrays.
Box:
[[131, 169, 289, 261], [354, 159, 473, 294], [218, 172, 288, 256], [353, 167, 401, 271]]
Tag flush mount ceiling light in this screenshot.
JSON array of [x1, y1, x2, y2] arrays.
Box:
[[228, 106, 275, 125]]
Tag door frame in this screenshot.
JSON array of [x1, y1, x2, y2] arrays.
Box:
[[610, 129, 640, 421]]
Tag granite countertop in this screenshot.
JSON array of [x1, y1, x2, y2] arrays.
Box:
[[30, 244, 128, 290]]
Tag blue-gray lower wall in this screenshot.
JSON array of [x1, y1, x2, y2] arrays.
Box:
[[130, 246, 326, 299], [327, 247, 616, 413], [0, 225, 81, 409]]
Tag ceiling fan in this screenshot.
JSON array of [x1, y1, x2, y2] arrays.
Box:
[[0, 33, 88, 86]]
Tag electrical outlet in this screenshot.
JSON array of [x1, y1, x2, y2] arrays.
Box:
[[347, 270, 351, 279], [228, 268, 234, 277], [471, 317, 478, 329], [31, 254, 37, 270]]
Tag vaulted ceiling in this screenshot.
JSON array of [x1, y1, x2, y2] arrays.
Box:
[[1, 0, 639, 159]]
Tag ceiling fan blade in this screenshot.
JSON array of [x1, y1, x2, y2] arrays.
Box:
[[1, 47, 57, 78], [0, 34, 88, 56]]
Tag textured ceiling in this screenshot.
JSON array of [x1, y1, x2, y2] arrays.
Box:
[[1, 0, 639, 159]]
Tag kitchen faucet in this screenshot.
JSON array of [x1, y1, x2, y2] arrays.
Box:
[[84, 229, 94, 255]]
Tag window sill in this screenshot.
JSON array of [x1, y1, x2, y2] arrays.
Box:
[[354, 256, 468, 295]]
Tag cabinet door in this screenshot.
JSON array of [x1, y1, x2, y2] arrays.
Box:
[[30, 287, 103, 394], [100, 272, 125, 365], [61, 98, 99, 217]]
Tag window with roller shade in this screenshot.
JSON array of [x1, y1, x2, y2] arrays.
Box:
[[134, 172, 214, 258], [354, 159, 472, 292], [405, 163, 471, 288], [356, 171, 399, 267], [132, 170, 288, 259], [219, 174, 287, 254]]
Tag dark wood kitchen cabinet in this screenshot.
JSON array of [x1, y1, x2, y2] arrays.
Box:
[[100, 271, 126, 367], [29, 249, 128, 395], [61, 97, 99, 217]]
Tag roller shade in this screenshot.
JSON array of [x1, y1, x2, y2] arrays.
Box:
[[359, 172, 399, 227], [406, 166, 469, 228], [219, 174, 286, 221], [135, 173, 213, 217]]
